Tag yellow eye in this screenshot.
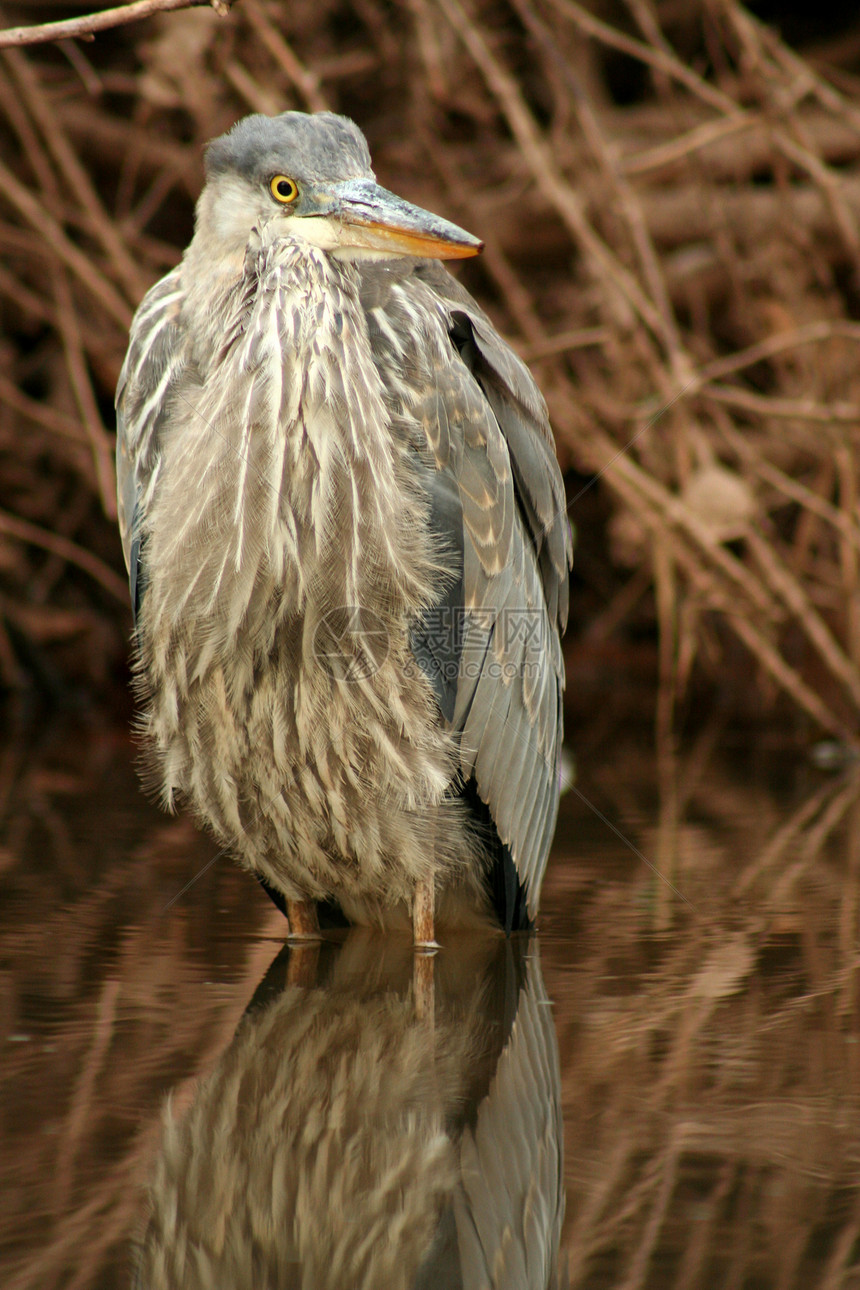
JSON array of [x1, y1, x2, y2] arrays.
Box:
[[270, 175, 298, 204]]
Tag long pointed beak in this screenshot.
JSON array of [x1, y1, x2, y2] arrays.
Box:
[[325, 178, 483, 260]]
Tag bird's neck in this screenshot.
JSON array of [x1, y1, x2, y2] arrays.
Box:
[[146, 231, 439, 670]]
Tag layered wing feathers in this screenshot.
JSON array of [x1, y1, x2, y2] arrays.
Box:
[[115, 266, 188, 626], [363, 260, 571, 921]]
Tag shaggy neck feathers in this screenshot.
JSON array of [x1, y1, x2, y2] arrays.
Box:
[[140, 230, 438, 685]]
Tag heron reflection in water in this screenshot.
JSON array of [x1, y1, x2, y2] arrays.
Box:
[[133, 934, 565, 1288], [116, 111, 571, 944]]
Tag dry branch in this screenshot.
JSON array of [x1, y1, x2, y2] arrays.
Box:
[[0, 512, 128, 602], [0, 0, 234, 50]]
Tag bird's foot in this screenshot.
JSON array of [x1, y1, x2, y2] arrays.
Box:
[[286, 899, 322, 941]]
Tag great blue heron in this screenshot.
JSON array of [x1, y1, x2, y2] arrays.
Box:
[[116, 111, 571, 945]]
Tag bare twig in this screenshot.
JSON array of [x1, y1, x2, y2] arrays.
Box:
[[0, 154, 132, 328], [746, 529, 860, 713], [717, 421, 860, 550], [0, 0, 234, 50], [519, 326, 609, 361], [696, 320, 860, 386], [242, 0, 330, 112], [705, 384, 860, 425], [2, 49, 150, 301], [0, 374, 89, 444], [435, 0, 671, 347], [0, 512, 128, 603], [547, 0, 742, 117]]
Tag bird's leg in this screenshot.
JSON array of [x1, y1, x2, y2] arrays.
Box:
[[413, 873, 437, 948], [286, 898, 321, 940], [413, 870, 438, 1023]]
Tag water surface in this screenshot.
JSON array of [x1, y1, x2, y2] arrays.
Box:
[[1, 717, 858, 1287]]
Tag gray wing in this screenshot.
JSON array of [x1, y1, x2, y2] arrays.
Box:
[[420, 264, 570, 634], [452, 947, 566, 1289], [363, 261, 572, 925], [115, 266, 187, 626]]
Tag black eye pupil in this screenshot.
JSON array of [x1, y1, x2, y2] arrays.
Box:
[[277, 180, 293, 198]]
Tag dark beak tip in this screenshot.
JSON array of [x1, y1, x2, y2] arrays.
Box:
[[453, 237, 483, 260]]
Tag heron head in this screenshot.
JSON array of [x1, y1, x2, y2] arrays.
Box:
[[200, 111, 483, 263]]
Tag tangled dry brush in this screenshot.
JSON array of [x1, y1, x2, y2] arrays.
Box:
[[2, 0, 860, 741]]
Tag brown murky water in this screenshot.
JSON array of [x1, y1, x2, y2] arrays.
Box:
[[1, 716, 859, 1288]]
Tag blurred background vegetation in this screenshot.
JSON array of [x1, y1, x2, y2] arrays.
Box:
[[2, 0, 860, 747], [3, 12, 860, 1286]]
